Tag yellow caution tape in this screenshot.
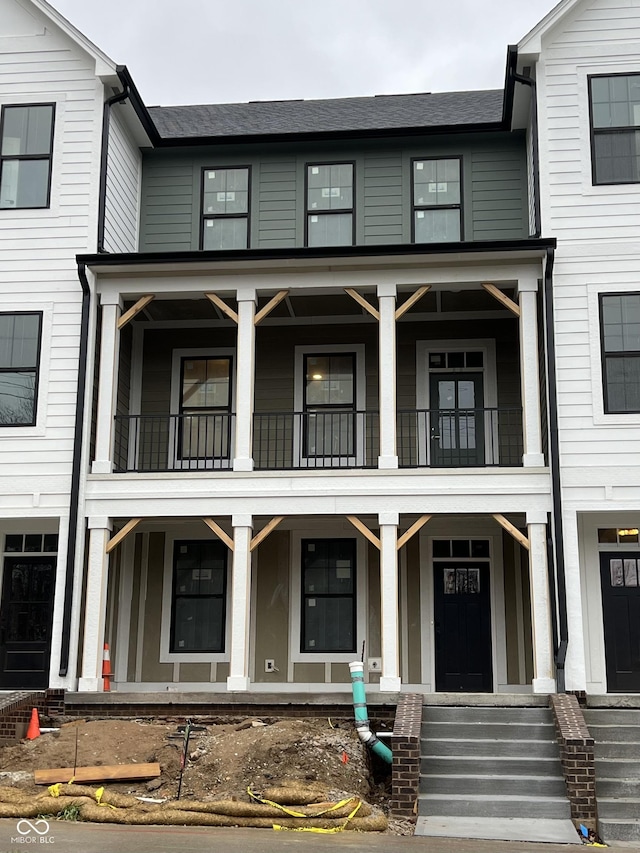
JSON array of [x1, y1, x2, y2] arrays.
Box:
[[95, 787, 104, 804], [273, 799, 362, 832], [247, 787, 359, 818], [48, 784, 61, 798]]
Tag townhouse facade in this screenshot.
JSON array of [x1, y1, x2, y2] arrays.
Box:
[[0, 0, 637, 701]]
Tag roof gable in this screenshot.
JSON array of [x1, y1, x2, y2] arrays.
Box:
[[518, 0, 588, 55]]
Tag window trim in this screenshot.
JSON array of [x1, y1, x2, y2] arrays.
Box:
[[304, 160, 356, 247], [411, 155, 464, 243], [199, 165, 251, 250], [0, 103, 55, 210], [588, 72, 640, 186], [599, 291, 640, 414], [0, 311, 42, 428]]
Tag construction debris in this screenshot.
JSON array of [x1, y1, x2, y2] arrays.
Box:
[[34, 762, 161, 785]]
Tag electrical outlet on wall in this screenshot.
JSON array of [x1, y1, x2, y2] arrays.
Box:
[[368, 657, 382, 672], [264, 659, 276, 673]]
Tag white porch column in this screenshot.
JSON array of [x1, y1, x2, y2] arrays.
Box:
[[377, 284, 398, 469], [227, 514, 253, 691], [92, 296, 122, 474], [527, 511, 556, 693], [78, 518, 112, 691], [233, 289, 257, 472], [518, 278, 545, 467], [379, 511, 401, 691]]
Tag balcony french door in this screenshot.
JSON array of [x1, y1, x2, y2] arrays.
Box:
[[429, 373, 485, 467]]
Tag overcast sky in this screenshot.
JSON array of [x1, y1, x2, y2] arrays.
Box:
[[51, 0, 559, 106]]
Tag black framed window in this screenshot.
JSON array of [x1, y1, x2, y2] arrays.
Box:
[[179, 356, 232, 460], [201, 167, 250, 249], [590, 74, 640, 184], [412, 157, 461, 242], [301, 539, 356, 652], [600, 293, 640, 413], [0, 313, 41, 426], [306, 163, 354, 247], [171, 540, 227, 652], [0, 105, 54, 209], [303, 353, 355, 457]]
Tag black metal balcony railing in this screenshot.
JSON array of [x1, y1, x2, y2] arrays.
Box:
[[397, 408, 524, 468], [114, 413, 235, 472]]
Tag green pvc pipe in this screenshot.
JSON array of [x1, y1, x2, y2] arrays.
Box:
[[349, 661, 392, 764]]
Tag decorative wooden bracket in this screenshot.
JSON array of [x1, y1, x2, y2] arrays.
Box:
[[118, 295, 155, 329], [203, 518, 234, 551], [493, 513, 530, 550], [397, 515, 432, 550], [206, 293, 239, 324], [344, 288, 380, 320], [395, 285, 431, 320], [250, 516, 285, 552], [106, 518, 142, 553], [255, 290, 289, 325], [346, 516, 381, 550], [482, 283, 520, 317]]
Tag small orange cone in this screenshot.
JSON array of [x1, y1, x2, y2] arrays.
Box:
[[102, 642, 112, 692], [25, 708, 40, 740]]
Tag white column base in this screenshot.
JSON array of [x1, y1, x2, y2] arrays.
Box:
[[233, 457, 254, 472], [523, 453, 545, 468], [77, 677, 103, 692], [379, 675, 402, 692], [227, 676, 250, 691], [378, 455, 399, 469], [91, 460, 113, 474], [532, 676, 556, 694]]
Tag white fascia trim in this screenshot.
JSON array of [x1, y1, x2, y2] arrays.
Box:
[[517, 0, 580, 56], [30, 0, 117, 75]]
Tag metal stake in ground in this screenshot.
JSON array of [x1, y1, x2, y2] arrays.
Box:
[[176, 718, 192, 800]]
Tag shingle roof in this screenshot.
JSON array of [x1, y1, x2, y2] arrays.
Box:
[[148, 89, 504, 140]]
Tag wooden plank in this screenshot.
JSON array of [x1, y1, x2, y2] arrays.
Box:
[[482, 283, 520, 317], [346, 515, 381, 550], [250, 516, 285, 552], [493, 513, 530, 551], [117, 295, 155, 329], [203, 518, 234, 551], [106, 518, 142, 554], [205, 293, 239, 324], [35, 762, 161, 785], [254, 290, 289, 325], [397, 515, 432, 550], [344, 288, 380, 321], [395, 285, 431, 320]]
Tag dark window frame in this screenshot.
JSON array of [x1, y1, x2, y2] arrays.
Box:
[[304, 160, 356, 247], [588, 72, 640, 186], [599, 291, 640, 413], [170, 539, 228, 653], [199, 165, 251, 250], [411, 155, 464, 243], [0, 103, 55, 210], [302, 351, 357, 458], [300, 538, 357, 654], [177, 354, 233, 462], [0, 312, 42, 427]]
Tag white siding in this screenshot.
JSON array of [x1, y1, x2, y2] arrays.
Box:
[[103, 105, 140, 253]]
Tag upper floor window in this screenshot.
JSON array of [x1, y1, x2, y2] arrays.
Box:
[[304, 353, 356, 458], [600, 293, 640, 413], [306, 163, 354, 247], [178, 355, 232, 462], [412, 158, 462, 242], [201, 167, 249, 250], [0, 313, 41, 426], [0, 105, 54, 209], [590, 75, 640, 185]]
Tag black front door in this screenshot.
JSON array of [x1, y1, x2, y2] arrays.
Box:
[[600, 552, 640, 692], [434, 561, 492, 692], [0, 556, 56, 689], [429, 373, 485, 467]]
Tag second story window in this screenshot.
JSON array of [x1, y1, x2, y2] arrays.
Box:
[[0, 104, 54, 209], [306, 163, 354, 247], [201, 167, 249, 250], [590, 74, 640, 185], [600, 292, 640, 413], [0, 313, 41, 426], [412, 158, 461, 243]]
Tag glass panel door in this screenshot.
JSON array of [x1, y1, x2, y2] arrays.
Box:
[[429, 372, 484, 466]]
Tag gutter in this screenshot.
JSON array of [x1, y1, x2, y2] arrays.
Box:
[[59, 262, 92, 677], [543, 247, 569, 692], [97, 84, 131, 253]]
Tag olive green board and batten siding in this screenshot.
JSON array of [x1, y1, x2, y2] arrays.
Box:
[[138, 134, 527, 252]]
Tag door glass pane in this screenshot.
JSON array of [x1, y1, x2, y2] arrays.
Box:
[[610, 559, 624, 586], [438, 380, 455, 409], [624, 559, 638, 586], [458, 380, 476, 408]]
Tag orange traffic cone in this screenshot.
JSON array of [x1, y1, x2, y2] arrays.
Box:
[[102, 642, 112, 692], [25, 708, 40, 740]]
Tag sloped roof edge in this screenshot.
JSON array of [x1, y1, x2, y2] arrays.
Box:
[[29, 0, 117, 75], [518, 0, 581, 55]]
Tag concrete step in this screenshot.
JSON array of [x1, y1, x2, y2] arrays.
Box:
[[598, 819, 640, 843], [594, 740, 640, 759], [421, 755, 562, 777], [420, 773, 567, 797], [587, 723, 640, 742], [596, 797, 640, 820], [422, 706, 551, 724], [418, 793, 571, 819], [597, 777, 640, 798], [584, 708, 640, 726], [592, 758, 640, 779], [421, 721, 556, 740], [421, 737, 559, 758]]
